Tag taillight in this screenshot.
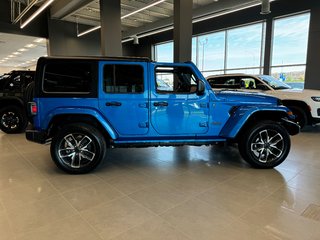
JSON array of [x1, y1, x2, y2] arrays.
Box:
[[29, 102, 37, 116]]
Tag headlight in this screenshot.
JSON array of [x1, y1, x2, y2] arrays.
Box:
[[311, 96, 320, 102]]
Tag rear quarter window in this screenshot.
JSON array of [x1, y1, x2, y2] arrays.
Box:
[[43, 62, 93, 94]]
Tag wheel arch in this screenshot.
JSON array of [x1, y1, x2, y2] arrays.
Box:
[[235, 111, 293, 140], [0, 98, 25, 110], [282, 99, 312, 124], [218, 108, 290, 140], [47, 114, 117, 141]]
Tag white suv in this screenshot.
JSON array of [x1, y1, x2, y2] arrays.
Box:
[[206, 74, 320, 128]]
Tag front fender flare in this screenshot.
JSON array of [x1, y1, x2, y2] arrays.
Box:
[[219, 105, 290, 138]]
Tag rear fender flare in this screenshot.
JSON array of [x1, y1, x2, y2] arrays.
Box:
[[45, 108, 117, 139]]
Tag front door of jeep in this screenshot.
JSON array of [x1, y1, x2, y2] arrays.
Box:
[[150, 65, 209, 136], [98, 62, 149, 136]]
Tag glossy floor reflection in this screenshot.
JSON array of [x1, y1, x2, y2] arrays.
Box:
[[0, 126, 320, 240]]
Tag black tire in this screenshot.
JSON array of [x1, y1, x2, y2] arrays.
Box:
[[0, 105, 28, 133], [288, 106, 307, 129], [238, 121, 290, 168], [50, 123, 106, 174]]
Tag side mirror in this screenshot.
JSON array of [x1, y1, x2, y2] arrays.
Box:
[[197, 81, 205, 95]]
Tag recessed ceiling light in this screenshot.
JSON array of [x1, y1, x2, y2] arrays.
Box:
[[18, 48, 28, 52], [8, 55, 15, 58], [13, 52, 21, 55], [4, 58, 9, 60], [25, 44, 36, 48]]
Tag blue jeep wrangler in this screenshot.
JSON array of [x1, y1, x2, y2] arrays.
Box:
[[26, 57, 299, 174]]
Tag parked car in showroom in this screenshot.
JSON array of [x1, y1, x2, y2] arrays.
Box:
[[26, 56, 299, 174], [206, 74, 320, 129], [0, 70, 35, 133]]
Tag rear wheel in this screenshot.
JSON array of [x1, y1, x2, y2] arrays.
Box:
[[0, 105, 28, 133], [50, 123, 106, 174], [238, 121, 290, 168]]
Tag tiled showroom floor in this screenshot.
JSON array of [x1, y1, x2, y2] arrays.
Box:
[[0, 126, 320, 240]]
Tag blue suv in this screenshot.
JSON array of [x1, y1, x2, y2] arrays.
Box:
[[26, 57, 299, 174]]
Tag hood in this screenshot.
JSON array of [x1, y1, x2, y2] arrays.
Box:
[[214, 90, 279, 105], [275, 89, 320, 101], [279, 88, 319, 94]]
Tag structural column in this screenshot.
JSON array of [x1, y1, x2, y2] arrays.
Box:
[[305, 6, 320, 90], [100, 0, 122, 56], [263, 16, 273, 75], [173, 0, 193, 62]]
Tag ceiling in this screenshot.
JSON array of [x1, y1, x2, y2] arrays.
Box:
[[51, 0, 265, 38], [58, 0, 218, 31], [0, 33, 47, 70], [0, 0, 268, 71]]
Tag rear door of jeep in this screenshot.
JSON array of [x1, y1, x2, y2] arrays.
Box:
[[98, 61, 149, 136]]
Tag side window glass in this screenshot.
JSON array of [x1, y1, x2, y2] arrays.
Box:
[[103, 64, 144, 93], [43, 62, 92, 93], [155, 66, 197, 94], [208, 77, 239, 89]]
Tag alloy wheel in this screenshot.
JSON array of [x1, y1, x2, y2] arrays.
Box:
[[58, 133, 96, 169], [250, 129, 284, 163]]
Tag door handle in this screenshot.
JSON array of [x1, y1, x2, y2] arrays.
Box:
[[153, 102, 168, 107], [106, 101, 122, 107]]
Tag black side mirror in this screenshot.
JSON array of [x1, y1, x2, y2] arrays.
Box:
[[197, 81, 205, 95]]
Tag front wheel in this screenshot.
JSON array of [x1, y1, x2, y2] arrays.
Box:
[[50, 123, 106, 174], [238, 121, 290, 168]]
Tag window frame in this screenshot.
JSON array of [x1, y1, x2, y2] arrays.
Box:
[[154, 66, 199, 95]]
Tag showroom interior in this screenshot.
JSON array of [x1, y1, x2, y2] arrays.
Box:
[[1, 0, 320, 239]]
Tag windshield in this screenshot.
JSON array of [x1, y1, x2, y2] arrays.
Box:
[[258, 75, 291, 90]]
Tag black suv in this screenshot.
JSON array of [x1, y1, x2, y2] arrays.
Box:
[[0, 70, 35, 133]]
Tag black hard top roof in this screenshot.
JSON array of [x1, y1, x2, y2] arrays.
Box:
[[39, 56, 151, 62]]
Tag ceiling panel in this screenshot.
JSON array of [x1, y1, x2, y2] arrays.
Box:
[[51, 0, 263, 38], [0, 33, 47, 69]]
